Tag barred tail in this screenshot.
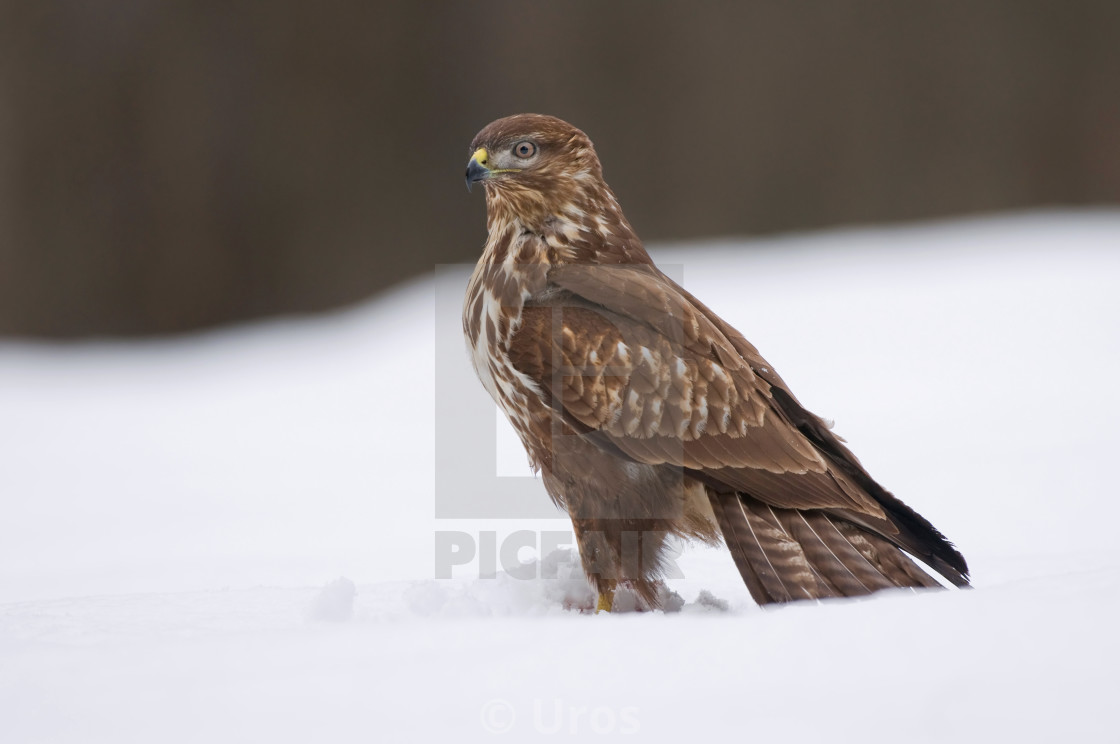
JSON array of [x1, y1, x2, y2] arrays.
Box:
[[710, 492, 951, 605]]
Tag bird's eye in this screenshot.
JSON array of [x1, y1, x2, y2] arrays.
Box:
[[512, 140, 537, 159]]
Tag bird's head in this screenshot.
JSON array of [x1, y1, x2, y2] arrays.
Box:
[[465, 114, 607, 230]]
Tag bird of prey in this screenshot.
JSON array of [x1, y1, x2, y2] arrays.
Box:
[[462, 114, 969, 611]]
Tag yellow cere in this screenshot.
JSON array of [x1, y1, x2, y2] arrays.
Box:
[[470, 146, 520, 174]]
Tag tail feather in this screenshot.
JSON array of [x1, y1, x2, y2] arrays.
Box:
[[711, 492, 949, 605], [834, 521, 944, 590], [711, 494, 847, 603], [710, 492, 805, 603], [776, 509, 896, 595]]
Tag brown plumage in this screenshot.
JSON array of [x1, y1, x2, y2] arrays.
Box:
[[462, 114, 969, 610]]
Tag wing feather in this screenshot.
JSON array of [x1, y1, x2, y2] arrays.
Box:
[[511, 269, 884, 519]]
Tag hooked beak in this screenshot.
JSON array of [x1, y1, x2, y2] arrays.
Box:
[[465, 148, 490, 192]]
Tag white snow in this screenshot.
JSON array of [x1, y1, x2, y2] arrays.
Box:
[[2, 210, 1119, 742]]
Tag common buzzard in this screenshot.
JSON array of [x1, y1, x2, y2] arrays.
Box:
[[462, 114, 969, 611]]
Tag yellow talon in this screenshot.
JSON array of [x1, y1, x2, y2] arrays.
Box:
[[595, 591, 614, 614]]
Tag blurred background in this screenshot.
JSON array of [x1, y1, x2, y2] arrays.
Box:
[[3, 8, 1120, 733], [1, 1, 1118, 338]]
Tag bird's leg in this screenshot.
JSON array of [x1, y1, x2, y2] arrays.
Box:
[[569, 516, 625, 613], [595, 582, 616, 613]]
